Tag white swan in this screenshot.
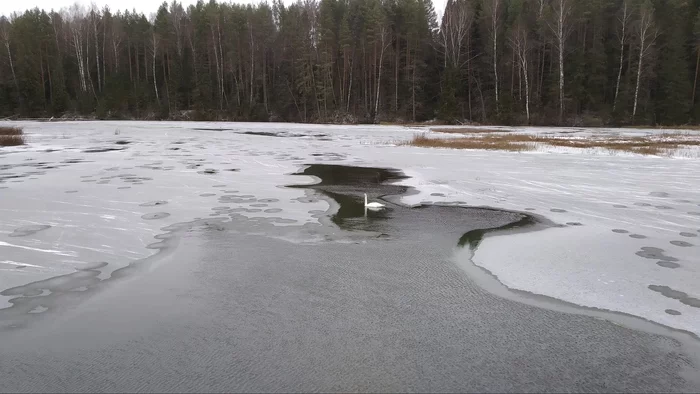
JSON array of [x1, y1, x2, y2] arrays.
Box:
[[364, 193, 386, 209]]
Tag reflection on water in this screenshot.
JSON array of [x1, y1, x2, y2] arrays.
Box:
[[291, 164, 408, 231]]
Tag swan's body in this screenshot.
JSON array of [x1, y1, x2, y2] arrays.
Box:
[[364, 193, 385, 209]]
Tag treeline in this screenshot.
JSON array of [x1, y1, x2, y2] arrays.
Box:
[[1, 0, 700, 125]]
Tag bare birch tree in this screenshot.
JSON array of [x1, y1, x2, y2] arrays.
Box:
[[509, 21, 532, 123], [632, 0, 657, 120], [439, 0, 472, 70], [483, 0, 500, 111], [149, 16, 160, 105], [67, 6, 88, 93], [613, 0, 631, 111], [374, 21, 391, 120], [0, 16, 20, 103], [547, 0, 572, 124]]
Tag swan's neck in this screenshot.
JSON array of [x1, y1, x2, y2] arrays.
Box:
[[364, 194, 368, 205]]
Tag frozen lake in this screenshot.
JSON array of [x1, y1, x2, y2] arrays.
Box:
[[0, 121, 699, 392]]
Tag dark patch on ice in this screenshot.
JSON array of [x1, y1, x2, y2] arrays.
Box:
[[635, 247, 678, 262], [65, 190, 78, 193], [258, 198, 279, 203], [688, 211, 700, 216], [657, 261, 681, 269], [264, 208, 283, 213], [9, 225, 51, 237], [140, 200, 168, 207], [524, 208, 535, 211], [240, 131, 281, 137], [84, 147, 126, 153], [566, 222, 583, 226], [648, 285, 700, 308], [665, 309, 681, 316], [212, 207, 230, 211], [431, 193, 446, 197], [550, 208, 567, 213], [655, 206, 673, 210], [250, 203, 267, 207], [192, 128, 233, 131], [62, 159, 92, 164], [613, 204, 628, 208], [679, 232, 697, 238], [629, 234, 647, 239], [649, 192, 670, 198], [200, 193, 216, 197], [81, 179, 96, 183], [97, 180, 110, 184], [670, 240, 693, 247], [198, 169, 218, 175], [141, 212, 171, 220], [1, 269, 101, 297], [117, 186, 131, 189], [612, 229, 629, 234], [226, 168, 240, 172], [115, 140, 131, 145], [675, 199, 691, 203], [213, 184, 226, 188]]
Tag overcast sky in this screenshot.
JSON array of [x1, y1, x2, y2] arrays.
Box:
[[1, 0, 446, 19]]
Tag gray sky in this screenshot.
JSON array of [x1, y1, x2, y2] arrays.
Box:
[[1, 0, 446, 19]]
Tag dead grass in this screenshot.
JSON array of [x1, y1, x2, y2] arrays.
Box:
[[403, 132, 700, 156], [432, 127, 512, 134], [0, 126, 23, 135], [0, 126, 25, 146], [402, 133, 533, 151]]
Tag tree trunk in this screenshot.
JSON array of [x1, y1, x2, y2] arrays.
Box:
[[374, 30, 388, 122], [693, 48, 699, 104], [613, 1, 628, 111], [249, 24, 254, 107], [558, 4, 564, 124], [94, 16, 101, 92], [4, 37, 21, 105], [492, 0, 499, 112], [633, 42, 644, 120], [152, 32, 159, 104]]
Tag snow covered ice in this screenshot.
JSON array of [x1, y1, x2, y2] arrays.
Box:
[[1, 120, 699, 337]]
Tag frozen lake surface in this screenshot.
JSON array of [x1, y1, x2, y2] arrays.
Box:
[[0, 121, 699, 391]]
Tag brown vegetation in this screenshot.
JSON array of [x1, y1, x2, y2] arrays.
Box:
[[403, 132, 700, 156], [0, 126, 26, 146], [431, 127, 512, 134], [402, 133, 533, 151]]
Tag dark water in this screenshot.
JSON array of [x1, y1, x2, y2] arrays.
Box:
[[0, 164, 699, 393]]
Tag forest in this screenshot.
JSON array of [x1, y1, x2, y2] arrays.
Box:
[[1, 0, 700, 126]]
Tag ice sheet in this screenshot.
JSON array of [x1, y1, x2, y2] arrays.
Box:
[[1, 120, 698, 336]]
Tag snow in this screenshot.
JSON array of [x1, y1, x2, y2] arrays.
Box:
[[1, 120, 699, 336]]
